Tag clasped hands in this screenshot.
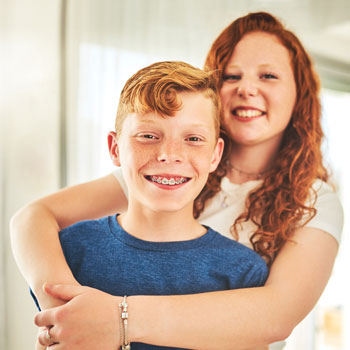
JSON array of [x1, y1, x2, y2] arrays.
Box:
[[35, 283, 121, 350]]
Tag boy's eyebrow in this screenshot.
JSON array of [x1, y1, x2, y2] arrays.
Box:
[[136, 118, 213, 130], [135, 118, 160, 125]]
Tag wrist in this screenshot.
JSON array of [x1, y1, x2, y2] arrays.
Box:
[[127, 295, 172, 345], [118, 296, 131, 349], [127, 295, 149, 343]]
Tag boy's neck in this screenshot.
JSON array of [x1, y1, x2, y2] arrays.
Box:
[[117, 204, 206, 242]]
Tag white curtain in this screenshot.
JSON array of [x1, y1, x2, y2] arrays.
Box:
[[2, 0, 62, 348], [0, 130, 5, 350]]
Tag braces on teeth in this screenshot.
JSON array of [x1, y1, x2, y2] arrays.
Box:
[[150, 176, 187, 185]]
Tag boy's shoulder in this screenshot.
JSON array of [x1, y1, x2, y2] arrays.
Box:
[[206, 226, 269, 286], [207, 226, 267, 265], [207, 225, 250, 250], [61, 215, 110, 231], [59, 215, 116, 242]]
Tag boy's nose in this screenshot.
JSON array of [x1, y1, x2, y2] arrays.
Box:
[[156, 142, 183, 163]]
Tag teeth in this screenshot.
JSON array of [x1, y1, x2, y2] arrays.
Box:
[[235, 109, 263, 118], [150, 176, 187, 186]]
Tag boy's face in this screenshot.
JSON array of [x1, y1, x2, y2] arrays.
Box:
[[109, 91, 224, 214]]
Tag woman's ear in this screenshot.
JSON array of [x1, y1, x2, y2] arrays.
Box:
[[107, 131, 121, 167]]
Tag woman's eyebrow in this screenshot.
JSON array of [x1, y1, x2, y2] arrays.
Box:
[[224, 64, 240, 70]]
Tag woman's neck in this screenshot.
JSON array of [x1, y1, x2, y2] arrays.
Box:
[[226, 141, 280, 184]]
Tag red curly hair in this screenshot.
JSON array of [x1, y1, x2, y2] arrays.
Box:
[[194, 12, 328, 265]]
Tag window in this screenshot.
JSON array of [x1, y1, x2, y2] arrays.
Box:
[[314, 89, 350, 350]]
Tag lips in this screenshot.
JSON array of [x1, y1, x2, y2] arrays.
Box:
[[145, 175, 191, 186]]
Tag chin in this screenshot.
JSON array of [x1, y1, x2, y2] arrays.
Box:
[[147, 202, 188, 214], [233, 137, 262, 146]]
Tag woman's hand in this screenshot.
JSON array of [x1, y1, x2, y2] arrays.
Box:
[[35, 328, 48, 350], [34, 284, 121, 350]]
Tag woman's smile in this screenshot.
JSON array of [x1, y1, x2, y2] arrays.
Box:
[[231, 106, 266, 121]]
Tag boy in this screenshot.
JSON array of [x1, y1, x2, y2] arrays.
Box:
[[34, 61, 268, 349]]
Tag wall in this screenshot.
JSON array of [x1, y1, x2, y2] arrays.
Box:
[[1, 0, 62, 348]]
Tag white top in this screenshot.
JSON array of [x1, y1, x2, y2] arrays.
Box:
[[113, 168, 343, 247], [113, 167, 344, 350]]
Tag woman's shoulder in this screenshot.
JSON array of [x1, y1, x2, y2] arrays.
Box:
[[311, 178, 337, 193], [309, 179, 343, 210], [305, 179, 344, 243]]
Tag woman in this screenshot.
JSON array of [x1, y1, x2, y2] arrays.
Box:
[[10, 12, 343, 350]]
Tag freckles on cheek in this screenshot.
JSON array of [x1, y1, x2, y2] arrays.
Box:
[[128, 148, 151, 167], [136, 148, 149, 159], [196, 157, 215, 173]]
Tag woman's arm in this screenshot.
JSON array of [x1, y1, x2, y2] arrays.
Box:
[[35, 226, 338, 349], [10, 173, 127, 309], [131, 227, 337, 349]]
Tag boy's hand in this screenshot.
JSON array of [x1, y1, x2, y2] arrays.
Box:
[[34, 284, 121, 349]]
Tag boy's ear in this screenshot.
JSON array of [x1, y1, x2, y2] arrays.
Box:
[[107, 131, 121, 167], [209, 138, 224, 173]]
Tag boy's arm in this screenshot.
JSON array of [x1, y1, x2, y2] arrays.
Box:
[[10, 173, 127, 309]]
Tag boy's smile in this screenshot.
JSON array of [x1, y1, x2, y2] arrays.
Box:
[[108, 91, 223, 239], [145, 174, 191, 188]]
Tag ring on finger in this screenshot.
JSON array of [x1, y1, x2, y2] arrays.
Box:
[[45, 327, 52, 342]]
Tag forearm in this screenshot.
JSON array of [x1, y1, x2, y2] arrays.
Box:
[[10, 203, 78, 309], [32, 229, 337, 349], [129, 227, 338, 349], [129, 287, 287, 350], [10, 174, 127, 310]]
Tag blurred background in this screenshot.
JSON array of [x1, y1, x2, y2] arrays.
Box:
[[1, 0, 349, 349]]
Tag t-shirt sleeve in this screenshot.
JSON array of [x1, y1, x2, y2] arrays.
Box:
[[112, 167, 128, 198], [303, 180, 344, 243], [30, 288, 41, 311], [242, 256, 269, 288]]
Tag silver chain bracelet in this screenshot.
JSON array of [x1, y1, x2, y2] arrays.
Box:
[[118, 296, 131, 350]]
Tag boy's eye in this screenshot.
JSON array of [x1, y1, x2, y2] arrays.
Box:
[[136, 133, 158, 140], [222, 74, 241, 81], [186, 136, 203, 142]]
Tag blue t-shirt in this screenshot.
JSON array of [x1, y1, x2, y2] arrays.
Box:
[[56, 215, 268, 350]]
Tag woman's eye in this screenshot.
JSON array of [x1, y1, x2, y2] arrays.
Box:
[[261, 73, 278, 80], [222, 74, 241, 81]]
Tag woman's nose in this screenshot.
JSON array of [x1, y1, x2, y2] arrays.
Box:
[[236, 79, 258, 98]]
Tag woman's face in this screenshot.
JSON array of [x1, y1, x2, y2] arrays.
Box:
[[220, 32, 297, 148]]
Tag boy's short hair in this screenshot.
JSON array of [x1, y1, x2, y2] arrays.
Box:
[[115, 61, 220, 139]]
